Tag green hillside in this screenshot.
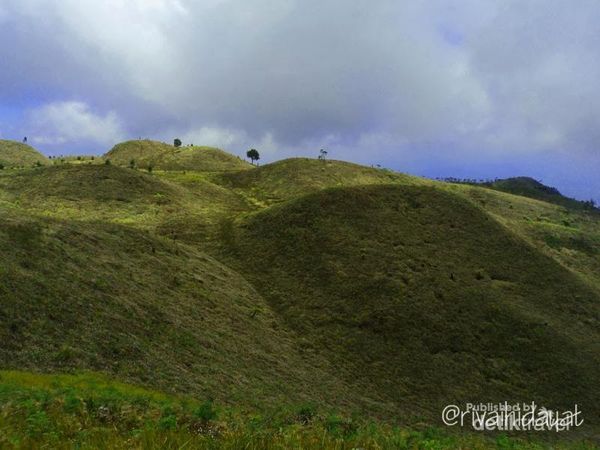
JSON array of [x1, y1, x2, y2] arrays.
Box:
[[0, 140, 49, 168], [0, 207, 350, 409], [104, 140, 252, 171], [216, 185, 599, 430], [0, 154, 599, 446]]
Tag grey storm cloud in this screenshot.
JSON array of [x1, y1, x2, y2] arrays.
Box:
[[0, 0, 599, 199]]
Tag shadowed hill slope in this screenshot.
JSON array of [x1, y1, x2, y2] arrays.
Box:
[[447, 182, 600, 294], [216, 184, 600, 429], [0, 208, 353, 408], [0, 140, 49, 168], [104, 140, 252, 171]]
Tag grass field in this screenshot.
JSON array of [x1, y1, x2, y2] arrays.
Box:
[[0, 371, 596, 450], [0, 139, 598, 447]]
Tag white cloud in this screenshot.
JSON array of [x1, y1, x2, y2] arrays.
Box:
[[1, 0, 600, 199], [28, 101, 125, 146]]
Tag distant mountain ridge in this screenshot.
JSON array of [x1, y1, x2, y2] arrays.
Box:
[[443, 175, 597, 211]]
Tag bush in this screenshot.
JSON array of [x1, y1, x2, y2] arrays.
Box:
[[105, 159, 111, 165], [194, 400, 217, 422], [296, 405, 316, 425], [0, 163, 4, 170]]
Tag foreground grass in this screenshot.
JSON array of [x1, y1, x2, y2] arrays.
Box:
[[1, 371, 595, 450]]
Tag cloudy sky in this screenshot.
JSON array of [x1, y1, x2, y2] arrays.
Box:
[[0, 0, 599, 201]]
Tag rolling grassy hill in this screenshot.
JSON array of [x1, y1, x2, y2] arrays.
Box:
[[215, 185, 599, 430], [216, 157, 427, 207], [0, 140, 50, 168], [104, 140, 252, 172], [0, 206, 351, 410], [0, 149, 599, 447]]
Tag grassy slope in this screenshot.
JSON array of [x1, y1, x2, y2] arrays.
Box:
[[448, 183, 600, 293], [215, 185, 599, 433], [0, 140, 50, 168], [4, 371, 585, 450], [104, 140, 252, 171], [0, 206, 355, 411], [0, 156, 599, 444], [0, 165, 252, 243]]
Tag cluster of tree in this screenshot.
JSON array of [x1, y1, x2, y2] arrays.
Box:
[[438, 177, 504, 185]]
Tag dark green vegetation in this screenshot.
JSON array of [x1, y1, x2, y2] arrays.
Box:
[[0, 142, 599, 448], [104, 139, 252, 171], [0, 140, 49, 168]]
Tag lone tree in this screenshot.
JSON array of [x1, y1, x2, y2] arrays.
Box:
[[174, 138, 182, 148], [318, 149, 328, 160], [247, 148, 260, 165]]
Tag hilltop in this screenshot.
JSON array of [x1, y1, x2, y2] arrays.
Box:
[[104, 139, 252, 171], [216, 157, 427, 206], [0, 140, 49, 168]]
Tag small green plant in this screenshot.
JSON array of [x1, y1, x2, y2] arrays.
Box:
[[194, 400, 217, 422], [296, 405, 316, 424]]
